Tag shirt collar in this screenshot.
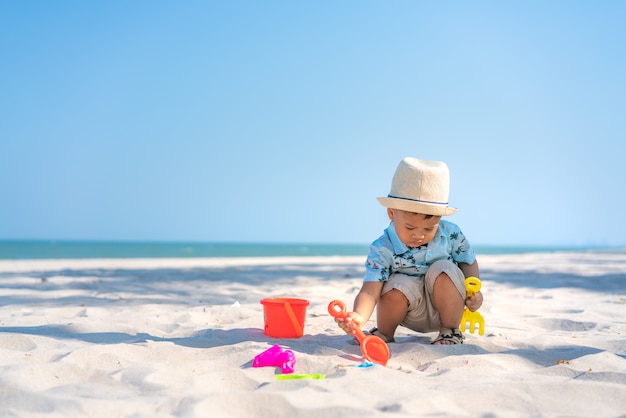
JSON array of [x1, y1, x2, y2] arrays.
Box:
[[386, 220, 446, 255], [386, 222, 410, 255]]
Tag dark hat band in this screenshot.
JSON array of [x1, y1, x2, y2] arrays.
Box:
[[387, 194, 449, 206]]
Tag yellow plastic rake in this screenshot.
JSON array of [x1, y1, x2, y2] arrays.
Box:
[[460, 276, 485, 336]]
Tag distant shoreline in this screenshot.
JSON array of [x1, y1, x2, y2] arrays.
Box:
[[0, 239, 623, 260]]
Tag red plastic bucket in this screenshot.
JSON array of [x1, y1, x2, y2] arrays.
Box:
[[260, 298, 309, 338]]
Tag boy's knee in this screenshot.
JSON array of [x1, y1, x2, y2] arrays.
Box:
[[428, 260, 457, 276], [381, 288, 409, 306], [425, 260, 466, 297], [434, 271, 452, 283]]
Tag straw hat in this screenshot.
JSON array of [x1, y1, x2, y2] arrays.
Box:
[[377, 157, 458, 216]]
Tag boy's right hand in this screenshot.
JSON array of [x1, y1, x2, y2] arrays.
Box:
[[465, 290, 483, 312], [335, 312, 364, 335]]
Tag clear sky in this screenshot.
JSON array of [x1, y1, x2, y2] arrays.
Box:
[[1, 1, 625, 247]]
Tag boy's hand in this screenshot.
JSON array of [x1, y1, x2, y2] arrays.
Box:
[[335, 312, 364, 335], [465, 290, 483, 312]]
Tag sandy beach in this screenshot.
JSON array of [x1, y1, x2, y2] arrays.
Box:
[[1, 250, 625, 417]]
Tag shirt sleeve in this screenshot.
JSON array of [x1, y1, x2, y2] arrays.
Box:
[[449, 224, 477, 265], [363, 241, 394, 282]]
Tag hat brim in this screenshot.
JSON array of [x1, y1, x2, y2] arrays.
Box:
[[377, 197, 458, 216]]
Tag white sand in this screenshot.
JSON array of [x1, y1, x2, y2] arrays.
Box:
[[1, 251, 625, 417]]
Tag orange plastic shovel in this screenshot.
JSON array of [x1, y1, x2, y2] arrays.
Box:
[[459, 276, 485, 335], [328, 300, 389, 366]]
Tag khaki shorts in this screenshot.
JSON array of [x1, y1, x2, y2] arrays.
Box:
[[381, 260, 466, 333]]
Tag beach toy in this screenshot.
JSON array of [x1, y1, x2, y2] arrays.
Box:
[[459, 276, 485, 335], [253, 344, 296, 374], [275, 374, 325, 380], [260, 298, 310, 338], [328, 300, 390, 366]]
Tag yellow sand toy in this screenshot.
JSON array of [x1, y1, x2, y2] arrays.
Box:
[[459, 276, 484, 335]]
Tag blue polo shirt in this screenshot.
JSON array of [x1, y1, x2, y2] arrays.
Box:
[[363, 220, 476, 282]]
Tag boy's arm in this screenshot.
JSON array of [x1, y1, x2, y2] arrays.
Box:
[[353, 281, 384, 324], [458, 259, 479, 278], [458, 260, 483, 312]]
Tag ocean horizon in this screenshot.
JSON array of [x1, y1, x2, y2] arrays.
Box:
[[0, 240, 623, 260]]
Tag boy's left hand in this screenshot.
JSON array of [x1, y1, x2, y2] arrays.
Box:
[[465, 290, 483, 312]]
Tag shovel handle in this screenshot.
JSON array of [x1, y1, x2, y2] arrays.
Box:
[[328, 300, 389, 365], [327, 300, 367, 341]]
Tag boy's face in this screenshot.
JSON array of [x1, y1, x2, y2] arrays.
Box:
[[387, 209, 441, 248]]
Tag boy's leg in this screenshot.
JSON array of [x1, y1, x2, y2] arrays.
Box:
[[378, 273, 425, 342], [425, 260, 467, 345], [376, 288, 409, 341], [432, 272, 465, 345]]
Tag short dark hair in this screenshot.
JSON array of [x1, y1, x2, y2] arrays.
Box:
[[409, 212, 434, 219]]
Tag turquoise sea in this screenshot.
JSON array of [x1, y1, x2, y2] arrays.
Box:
[[0, 240, 619, 260]]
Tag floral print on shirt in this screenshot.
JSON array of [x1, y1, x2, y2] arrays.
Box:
[[363, 219, 476, 283]]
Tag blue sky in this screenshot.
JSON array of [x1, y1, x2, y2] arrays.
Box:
[[1, 1, 625, 247]]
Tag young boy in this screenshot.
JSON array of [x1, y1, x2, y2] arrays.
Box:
[[336, 157, 483, 345]]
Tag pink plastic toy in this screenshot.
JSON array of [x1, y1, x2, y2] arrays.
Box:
[[253, 344, 296, 374]]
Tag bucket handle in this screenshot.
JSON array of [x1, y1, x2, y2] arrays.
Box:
[[284, 302, 303, 337]]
